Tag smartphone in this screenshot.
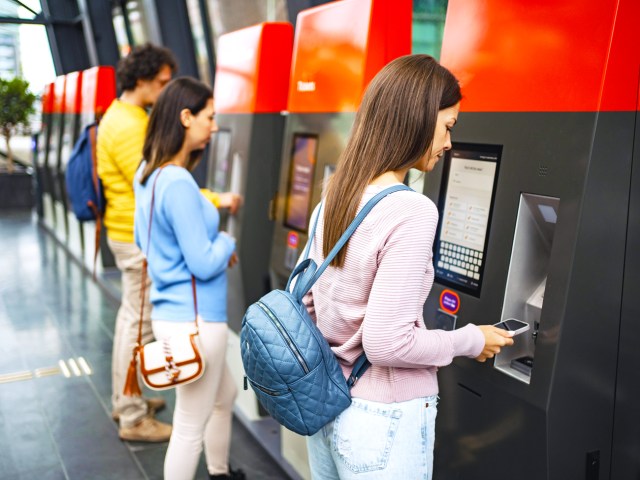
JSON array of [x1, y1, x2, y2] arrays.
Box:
[[493, 318, 530, 335]]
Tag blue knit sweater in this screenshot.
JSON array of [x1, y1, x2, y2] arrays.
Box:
[[134, 164, 235, 322]]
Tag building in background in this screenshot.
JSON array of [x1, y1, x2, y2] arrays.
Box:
[[0, 2, 20, 78]]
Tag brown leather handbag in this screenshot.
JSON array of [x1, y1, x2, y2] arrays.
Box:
[[123, 167, 205, 395]]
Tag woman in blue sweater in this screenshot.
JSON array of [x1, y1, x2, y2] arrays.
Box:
[[134, 77, 244, 480]]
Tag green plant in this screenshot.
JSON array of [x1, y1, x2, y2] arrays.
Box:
[[0, 77, 36, 173]]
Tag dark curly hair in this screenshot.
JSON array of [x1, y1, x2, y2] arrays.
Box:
[[116, 43, 178, 92]]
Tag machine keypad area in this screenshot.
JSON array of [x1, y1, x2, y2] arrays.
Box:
[[437, 241, 482, 280]]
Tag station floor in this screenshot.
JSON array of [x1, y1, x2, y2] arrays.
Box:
[[0, 209, 293, 480]]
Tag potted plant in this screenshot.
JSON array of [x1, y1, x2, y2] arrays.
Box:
[[0, 77, 37, 209], [0, 76, 36, 173]]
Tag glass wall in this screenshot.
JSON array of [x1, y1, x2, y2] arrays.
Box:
[[186, 0, 213, 85], [206, 0, 288, 52], [0, 0, 54, 163], [412, 0, 448, 58], [112, 0, 152, 57]]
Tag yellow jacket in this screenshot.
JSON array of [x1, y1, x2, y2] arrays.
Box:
[[97, 100, 147, 242]]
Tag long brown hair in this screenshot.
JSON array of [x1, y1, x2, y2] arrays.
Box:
[[323, 54, 461, 267], [140, 77, 212, 185]]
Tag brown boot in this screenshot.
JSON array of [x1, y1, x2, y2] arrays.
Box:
[[112, 396, 166, 421], [119, 416, 172, 442]]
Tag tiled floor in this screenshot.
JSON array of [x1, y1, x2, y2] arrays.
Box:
[[0, 209, 293, 480]]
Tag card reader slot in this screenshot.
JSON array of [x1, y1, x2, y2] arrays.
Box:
[[495, 193, 559, 384]]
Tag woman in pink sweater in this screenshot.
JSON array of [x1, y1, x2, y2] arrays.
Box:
[[303, 55, 514, 479]]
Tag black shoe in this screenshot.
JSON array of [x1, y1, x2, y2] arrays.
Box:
[[209, 467, 246, 479]]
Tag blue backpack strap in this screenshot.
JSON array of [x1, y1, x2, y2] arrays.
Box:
[[347, 353, 371, 389], [301, 184, 411, 294], [302, 203, 323, 261], [286, 204, 323, 296]]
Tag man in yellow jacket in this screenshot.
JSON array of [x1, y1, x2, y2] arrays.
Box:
[[98, 44, 240, 442]]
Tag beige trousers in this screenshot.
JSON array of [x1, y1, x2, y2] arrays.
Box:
[[107, 237, 153, 428]]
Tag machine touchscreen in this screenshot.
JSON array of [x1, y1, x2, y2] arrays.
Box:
[[208, 129, 232, 192], [434, 143, 501, 296], [284, 134, 318, 232]]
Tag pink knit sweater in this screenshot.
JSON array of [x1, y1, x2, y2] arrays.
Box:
[[303, 184, 485, 403]]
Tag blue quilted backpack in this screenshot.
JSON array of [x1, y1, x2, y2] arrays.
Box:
[[240, 184, 410, 435]]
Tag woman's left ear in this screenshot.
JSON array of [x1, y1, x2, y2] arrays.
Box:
[[180, 108, 192, 128]]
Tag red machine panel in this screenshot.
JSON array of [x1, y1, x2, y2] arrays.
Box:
[[214, 22, 294, 114], [440, 0, 640, 112], [81, 66, 116, 118], [287, 0, 411, 113], [64, 71, 83, 115], [52, 76, 66, 115], [41, 83, 54, 115]]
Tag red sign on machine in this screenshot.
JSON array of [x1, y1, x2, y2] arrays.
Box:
[[440, 289, 461, 315], [287, 231, 299, 249]]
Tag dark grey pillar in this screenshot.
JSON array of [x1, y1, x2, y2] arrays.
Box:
[[79, 0, 120, 68], [152, 0, 199, 78], [40, 0, 91, 74]]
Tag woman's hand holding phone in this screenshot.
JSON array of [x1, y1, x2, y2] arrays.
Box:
[[475, 325, 515, 362]]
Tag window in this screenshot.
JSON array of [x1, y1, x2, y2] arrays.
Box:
[[412, 0, 448, 58]]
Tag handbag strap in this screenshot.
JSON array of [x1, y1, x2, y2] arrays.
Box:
[[135, 166, 199, 351], [289, 183, 412, 390]]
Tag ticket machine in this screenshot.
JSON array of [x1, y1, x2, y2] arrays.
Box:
[[35, 83, 54, 220], [79, 66, 117, 273], [210, 22, 293, 427], [266, 0, 411, 477], [421, 1, 639, 478], [211, 22, 293, 331], [42, 75, 66, 233], [610, 93, 640, 478], [59, 70, 83, 255], [269, 0, 411, 291]]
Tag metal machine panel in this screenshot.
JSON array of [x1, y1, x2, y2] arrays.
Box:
[[425, 0, 639, 478], [35, 82, 55, 220], [43, 75, 66, 234], [210, 22, 293, 332], [79, 66, 117, 272], [269, 112, 354, 288], [209, 114, 286, 333], [210, 22, 294, 433], [60, 71, 83, 256], [610, 95, 640, 480], [426, 110, 634, 480]]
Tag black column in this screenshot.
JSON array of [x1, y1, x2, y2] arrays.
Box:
[[152, 0, 199, 78], [40, 0, 90, 74], [82, 0, 120, 68]]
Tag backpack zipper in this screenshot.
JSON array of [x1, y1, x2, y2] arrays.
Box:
[[246, 377, 284, 396], [256, 301, 310, 374]]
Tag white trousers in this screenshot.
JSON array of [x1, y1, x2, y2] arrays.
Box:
[[152, 319, 237, 479]]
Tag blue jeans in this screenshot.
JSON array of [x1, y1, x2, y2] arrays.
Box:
[[307, 395, 438, 480]]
